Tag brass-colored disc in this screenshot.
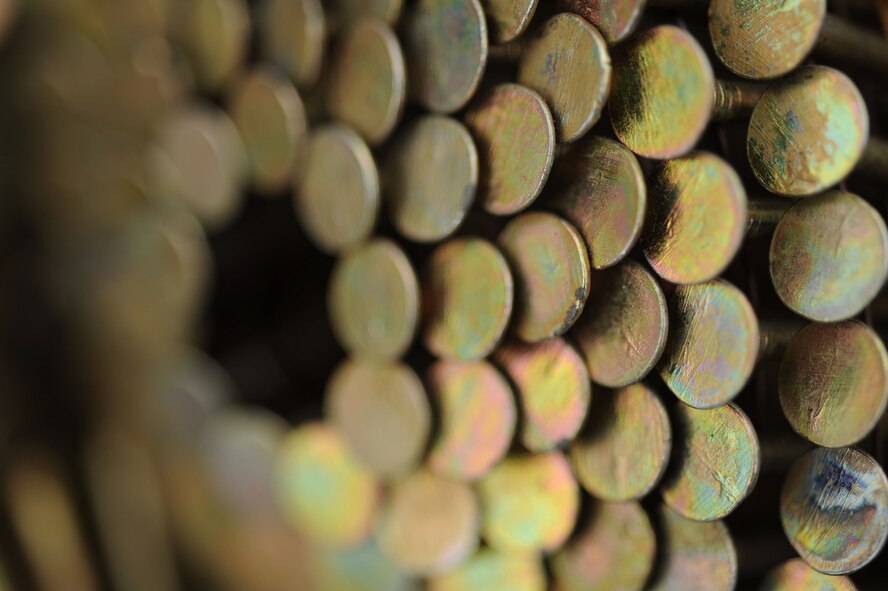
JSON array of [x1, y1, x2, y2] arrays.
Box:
[[550, 500, 656, 591], [610, 25, 714, 159], [228, 67, 308, 193], [295, 124, 379, 253], [760, 558, 858, 591], [328, 239, 420, 361], [648, 504, 737, 591], [517, 13, 611, 143], [770, 191, 888, 322], [557, 0, 646, 44], [402, 0, 488, 113], [497, 212, 590, 342], [571, 260, 668, 388], [259, 0, 325, 89], [779, 321, 888, 448], [275, 422, 380, 548], [327, 18, 406, 145], [325, 360, 431, 479], [661, 403, 761, 522], [548, 137, 646, 270], [748, 66, 869, 197], [376, 469, 479, 575], [326, 0, 403, 25], [385, 117, 479, 243], [709, 0, 825, 80], [482, 0, 539, 44], [427, 360, 516, 481], [781, 447, 888, 575], [428, 548, 545, 591], [495, 338, 591, 452], [464, 84, 556, 216], [570, 383, 671, 501], [478, 452, 579, 553], [658, 280, 760, 409], [643, 152, 748, 285], [423, 238, 513, 360], [182, 0, 250, 92]]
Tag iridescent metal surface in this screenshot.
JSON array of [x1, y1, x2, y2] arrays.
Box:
[[259, 0, 325, 89], [643, 152, 748, 285], [709, 0, 825, 80], [428, 548, 545, 591], [659, 280, 760, 409], [376, 469, 479, 575], [570, 383, 671, 501], [548, 137, 646, 270], [325, 360, 431, 479], [648, 505, 738, 591], [661, 403, 761, 521], [571, 260, 668, 388], [747, 66, 869, 197], [481, 0, 539, 44], [550, 500, 656, 591], [228, 67, 308, 193], [497, 212, 590, 342], [402, 0, 488, 113], [769, 190, 888, 322], [182, 0, 250, 92], [478, 452, 579, 553], [275, 422, 380, 548], [295, 124, 379, 253], [610, 25, 714, 159], [760, 558, 858, 591], [427, 360, 516, 481], [517, 13, 611, 143], [308, 541, 419, 591], [464, 84, 556, 216], [781, 447, 888, 574], [494, 338, 591, 452], [385, 117, 478, 243], [558, 0, 645, 43], [328, 239, 420, 361], [327, 18, 406, 145]]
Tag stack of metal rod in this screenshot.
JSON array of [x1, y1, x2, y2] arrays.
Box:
[[3, 0, 888, 590]]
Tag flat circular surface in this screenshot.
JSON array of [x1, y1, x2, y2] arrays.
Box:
[[661, 403, 761, 521], [643, 152, 748, 285], [229, 68, 307, 193], [428, 548, 545, 591], [610, 25, 714, 159], [780, 321, 888, 448], [478, 452, 579, 553], [376, 469, 479, 575], [571, 383, 671, 501], [571, 260, 668, 388], [517, 13, 611, 143], [325, 360, 431, 479], [308, 541, 417, 591], [551, 501, 656, 591], [760, 558, 858, 591], [403, 0, 488, 113], [427, 360, 516, 481], [497, 212, 590, 342], [709, 0, 824, 80], [482, 0, 539, 43], [495, 338, 591, 452], [748, 66, 869, 196], [186, 0, 250, 91], [386, 117, 478, 243], [648, 505, 737, 591], [558, 0, 645, 43], [275, 422, 380, 548], [328, 239, 419, 361], [327, 19, 406, 145], [423, 238, 513, 360], [260, 0, 325, 89], [327, 0, 403, 24], [549, 137, 646, 270], [464, 84, 556, 215], [659, 280, 760, 409], [770, 191, 888, 321], [781, 447, 888, 575], [295, 124, 379, 253]]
